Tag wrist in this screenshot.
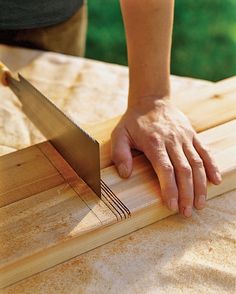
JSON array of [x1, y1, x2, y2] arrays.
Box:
[[128, 75, 171, 108], [127, 94, 171, 113], [128, 93, 171, 108]]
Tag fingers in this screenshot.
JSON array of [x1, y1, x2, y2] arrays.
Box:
[[144, 140, 179, 212], [167, 143, 194, 217], [183, 143, 207, 210], [111, 129, 133, 178], [111, 125, 221, 218], [193, 135, 222, 185]]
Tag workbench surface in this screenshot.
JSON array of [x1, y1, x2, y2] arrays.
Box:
[[0, 45, 235, 294]]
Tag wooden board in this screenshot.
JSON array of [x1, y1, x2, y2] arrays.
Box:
[[1, 118, 236, 288]]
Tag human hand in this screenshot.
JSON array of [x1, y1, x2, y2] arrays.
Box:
[[111, 97, 222, 217]]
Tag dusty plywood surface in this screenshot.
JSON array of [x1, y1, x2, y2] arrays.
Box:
[[0, 45, 235, 293]]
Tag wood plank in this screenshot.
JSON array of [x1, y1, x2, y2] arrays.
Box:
[[0, 120, 236, 288], [0, 145, 65, 207]]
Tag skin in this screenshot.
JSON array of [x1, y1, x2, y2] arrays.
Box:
[[112, 0, 222, 217]]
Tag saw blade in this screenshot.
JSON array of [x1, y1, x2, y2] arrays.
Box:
[[8, 74, 101, 196]]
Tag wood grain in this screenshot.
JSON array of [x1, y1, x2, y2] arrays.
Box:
[[1, 120, 236, 288], [0, 146, 64, 207]]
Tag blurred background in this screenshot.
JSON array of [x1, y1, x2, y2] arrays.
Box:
[[86, 0, 236, 82]]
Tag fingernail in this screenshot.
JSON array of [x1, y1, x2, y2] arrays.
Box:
[[215, 172, 222, 184], [118, 163, 130, 178], [184, 206, 192, 218], [169, 199, 178, 211], [198, 195, 206, 208]]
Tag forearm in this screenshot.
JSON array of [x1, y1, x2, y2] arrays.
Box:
[[120, 0, 174, 106]]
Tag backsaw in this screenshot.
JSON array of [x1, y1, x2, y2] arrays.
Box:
[[2, 68, 101, 196]]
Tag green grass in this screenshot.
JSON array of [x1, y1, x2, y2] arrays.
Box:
[[86, 0, 127, 65], [86, 0, 236, 81]]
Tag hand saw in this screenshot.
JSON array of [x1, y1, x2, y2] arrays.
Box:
[[0, 62, 101, 196]]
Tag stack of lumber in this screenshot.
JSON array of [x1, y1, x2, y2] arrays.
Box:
[[0, 45, 235, 292]]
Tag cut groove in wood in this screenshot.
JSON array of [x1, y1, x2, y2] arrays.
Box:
[[101, 179, 131, 220], [37, 142, 117, 225]]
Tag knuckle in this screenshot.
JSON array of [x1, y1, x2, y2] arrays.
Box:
[[190, 157, 204, 168], [148, 134, 162, 147], [168, 130, 178, 142], [166, 133, 178, 147], [185, 128, 195, 138], [178, 164, 192, 177], [160, 163, 174, 174]]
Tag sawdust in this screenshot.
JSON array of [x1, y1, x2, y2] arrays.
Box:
[[3, 191, 236, 294]]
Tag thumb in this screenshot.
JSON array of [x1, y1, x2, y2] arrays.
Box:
[[111, 129, 133, 178]]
